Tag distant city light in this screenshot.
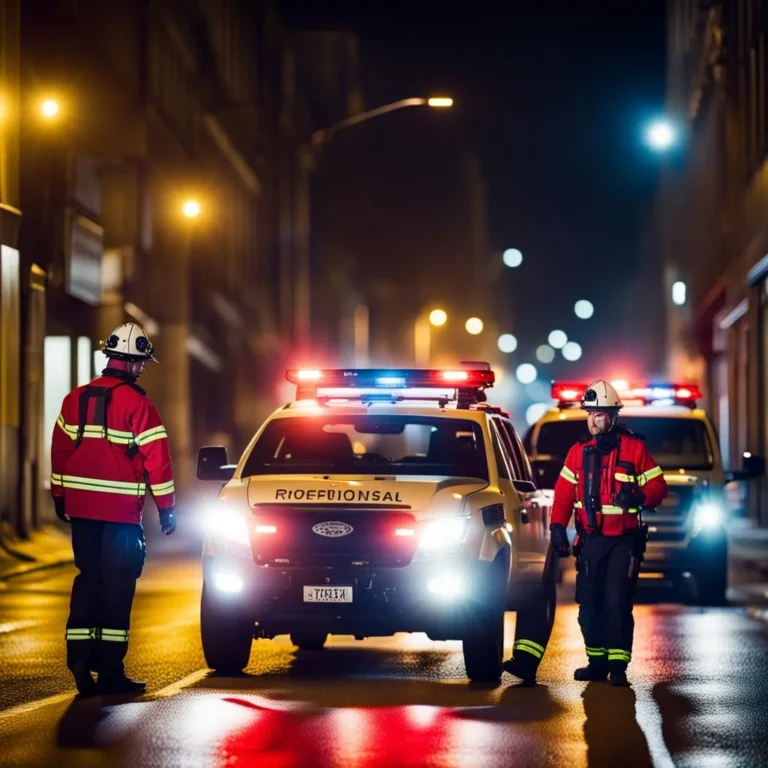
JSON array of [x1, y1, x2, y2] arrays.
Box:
[[574, 299, 594, 319], [645, 118, 677, 151], [536, 344, 555, 363], [548, 330, 567, 349], [562, 341, 582, 362], [465, 317, 484, 335], [429, 309, 448, 327], [497, 333, 518, 354], [502, 248, 523, 268], [516, 363, 537, 384], [182, 200, 201, 219], [526, 402, 551, 426], [672, 281, 686, 306], [40, 98, 60, 119]]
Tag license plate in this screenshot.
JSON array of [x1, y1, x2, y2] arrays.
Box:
[[303, 586, 353, 603]]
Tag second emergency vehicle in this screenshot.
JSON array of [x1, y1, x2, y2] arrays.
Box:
[[196, 367, 557, 682], [525, 381, 761, 605]]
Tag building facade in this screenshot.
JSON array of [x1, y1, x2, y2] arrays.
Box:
[[654, 0, 768, 523], [0, 0, 360, 538]]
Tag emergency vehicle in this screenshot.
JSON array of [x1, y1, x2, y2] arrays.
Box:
[[196, 367, 557, 682], [524, 381, 761, 605]]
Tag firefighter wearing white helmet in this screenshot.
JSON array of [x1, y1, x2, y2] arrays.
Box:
[[549, 378, 667, 686], [50, 322, 175, 696]]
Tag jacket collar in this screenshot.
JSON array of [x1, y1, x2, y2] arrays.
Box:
[[101, 368, 146, 395]]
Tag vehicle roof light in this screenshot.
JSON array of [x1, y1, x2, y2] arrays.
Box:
[[551, 381, 702, 407], [443, 370, 469, 382], [296, 369, 322, 381], [551, 382, 588, 402]]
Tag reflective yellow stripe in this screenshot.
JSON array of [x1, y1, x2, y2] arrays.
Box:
[[608, 649, 631, 661], [56, 416, 136, 446], [559, 466, 578, 484], [50, 473, 63, 486], [586, 646, 606, 657], [615, 472, 636, 483], [61, 475, 146, 496], [136, 426, 168, 446], [514, 640, 544, 659], [638, 466, 663, 487], [574, 501, 583, 509], [515, 639, 545, 654], [101, 628, 129, 643], [150, 480, 175, 496], [66, 627, 98, 640], [600, 506, 639, 515]]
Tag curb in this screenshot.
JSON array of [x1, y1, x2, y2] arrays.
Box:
[[0, 556, 74, 582]]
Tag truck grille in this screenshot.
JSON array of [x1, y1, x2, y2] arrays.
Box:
[[249, 505, 418, 568], [643, 485, 695, 544]]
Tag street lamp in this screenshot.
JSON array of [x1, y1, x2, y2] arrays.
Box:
[[429, 308, 448, 327], [40, 98, 60, 119], [182, 200, 201, 219]]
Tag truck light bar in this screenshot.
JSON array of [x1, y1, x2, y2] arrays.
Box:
[[551, 381, 703, 407], [286, 368, 495, 403]]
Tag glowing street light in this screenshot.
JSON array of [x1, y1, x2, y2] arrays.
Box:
[[182, 200, 201, 219], [40, 98, 60, 119], [645, 118, 677, 152], [502, 248, 523, 268], [516, 363, 537, 384], [574, 299, 594, 319], [429, 308, 448, 327], [427, 97, 453, 108], [562, 341, 582, 362], [465, 317, 484, 335], [498, 333, 518, 354], [548, 330, 567, 349]]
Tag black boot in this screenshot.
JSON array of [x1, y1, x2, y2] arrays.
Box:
[[502, 656, 537, 687], [71, 665, 98, 696], [609, 665, 630, 687], [574, 662, 608, 682], [96, 674, 147, 695]]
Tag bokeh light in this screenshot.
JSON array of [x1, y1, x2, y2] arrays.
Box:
[[502, 248, 523, 268], [562, 341, 582, 361], [516, 363, 537, 384], [536, 344, 555, 363], [574, 299, 594, 319], [548, 330, 567, 349], [526, 402, 551, 426], [465, 317, 484, 335], [497, 333, 518, 353], [429, 308, 448, 327]]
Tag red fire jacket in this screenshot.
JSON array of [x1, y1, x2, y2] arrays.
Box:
[[50, 372, 175, 524], [551, 430, 667, 536]]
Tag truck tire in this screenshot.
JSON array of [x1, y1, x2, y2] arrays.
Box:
[[201, 583, 253, 673], [462, 560, 506, 683], [290, 630, 328, 650], [695, 566, 728, 607]]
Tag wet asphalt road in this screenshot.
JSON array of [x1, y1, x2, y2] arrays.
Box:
[[1, 554, 767, 768]]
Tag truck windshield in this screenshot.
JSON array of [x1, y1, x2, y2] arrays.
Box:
[[535, 417, 714, 471], [242, 415, 489, 479]]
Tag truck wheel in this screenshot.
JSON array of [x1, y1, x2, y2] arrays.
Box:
[[462, 561, 506, 683], [201, 583, 253, 673], [696, 566, 728, 607], [290, 630, 328, 650]]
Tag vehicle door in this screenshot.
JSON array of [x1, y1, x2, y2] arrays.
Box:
[[489, 419, 540, 576], [499, 418, 550, 558]]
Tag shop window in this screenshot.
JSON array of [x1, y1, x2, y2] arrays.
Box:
[[43, 337, 72, 487], [77, 337, 92, 386]]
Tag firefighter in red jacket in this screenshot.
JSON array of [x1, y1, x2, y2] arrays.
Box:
[[549, 380, 667, 686], [51, 323, 176, 696]]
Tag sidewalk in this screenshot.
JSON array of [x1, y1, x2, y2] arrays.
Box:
[[0, 523, 74, 581], [728, 520, 768, 606]]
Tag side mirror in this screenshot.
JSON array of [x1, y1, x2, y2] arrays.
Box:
[[197, 446, 236, 481], [725, 453, 765, 483]]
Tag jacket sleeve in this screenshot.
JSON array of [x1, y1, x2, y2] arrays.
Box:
[[132, 397, 176, 510], [551, 445, 580, 527], [50, 394, 76, 499], [635, 442, 667, 509]]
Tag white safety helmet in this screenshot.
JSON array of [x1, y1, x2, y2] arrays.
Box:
[[102, 323, 158, 363], [580, 379, 622, 411]]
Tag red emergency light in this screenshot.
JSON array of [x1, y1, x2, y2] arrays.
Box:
[[551, 381, 702, 406], [286, 368, 495, 390]]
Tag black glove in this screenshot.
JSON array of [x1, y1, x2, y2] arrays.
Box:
[[613, 486, 646, 511], [550, 523, 571, 558], [159, 508, 177, 535], [54, 497, 69, 523]]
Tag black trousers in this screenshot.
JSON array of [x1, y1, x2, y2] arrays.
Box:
[[66, 518, 146, 678], [576, 532, 641, 670]]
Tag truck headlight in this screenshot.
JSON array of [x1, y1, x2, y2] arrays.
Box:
[[417, 517, 468, 552], [204, 507, 250, 547], [692, 502, 724, 532]]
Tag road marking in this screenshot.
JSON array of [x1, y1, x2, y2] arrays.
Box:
[[0, 620, 38, 634], [0, 693, 74, 724], [153, 668, 210, 698]]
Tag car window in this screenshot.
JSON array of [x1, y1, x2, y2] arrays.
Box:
[[241, 415, 490, 479], [504, 420, 534, 483], [489, 420, 513, 480], [491, 417, 522, 479]]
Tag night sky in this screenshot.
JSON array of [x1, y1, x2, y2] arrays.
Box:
[[283, 1, 667, 419]]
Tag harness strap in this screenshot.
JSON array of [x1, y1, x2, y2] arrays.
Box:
[[74, 382, 126, 450]]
